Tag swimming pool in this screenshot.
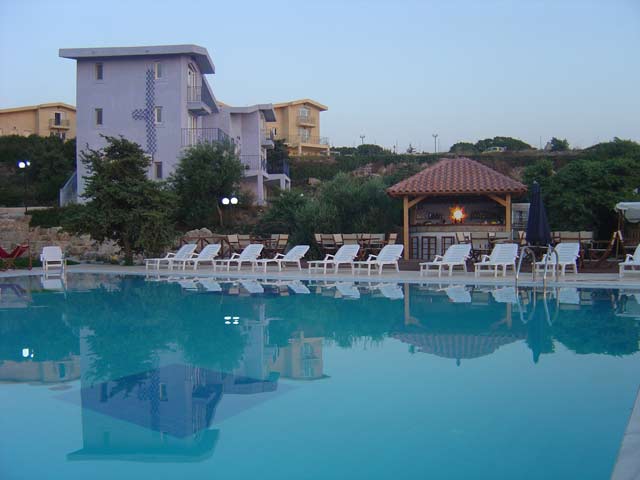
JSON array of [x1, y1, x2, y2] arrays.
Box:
[[1, 273, 638, 479]]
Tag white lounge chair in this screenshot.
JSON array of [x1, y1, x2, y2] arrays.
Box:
[[354, 244, 404, 275], [172, 244, 221, 270], [474, 243, 519, 277], [241, 280, 264, 294], [619, 244, 640, 277], [335, 282, 360, 299], [215, 244, 264, 272], [420, 244, 471, 277], [40, 246, 66, 272], [253, 245, 310, 272], [443, 285, 471, 303], [377, 283, 404, 300], [534, 243, 580, 276], [308, 245, 360, 274], [145, 244, 197, 270], [40, 273, 65, 291]]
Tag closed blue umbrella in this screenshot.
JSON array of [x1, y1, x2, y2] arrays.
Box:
[[526, 182, 552, 246]]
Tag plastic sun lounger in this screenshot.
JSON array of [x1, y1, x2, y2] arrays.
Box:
[[619, 244, 640, 278], [474, 244, 518, 277], [534, 243, 580, 276], [420, 244, 471, 277], [253, 245, 310, 272], [40, 246, 66, 272], [354, 245, 404, 275], [215, 244, 264, 272], [308, 245, 360, 274], [145, 244, 197, 270], [172, 244, 221, 270]]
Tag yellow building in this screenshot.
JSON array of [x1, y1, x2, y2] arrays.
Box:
[[0, 102, 76, 140], [267, 99, 330, 156]]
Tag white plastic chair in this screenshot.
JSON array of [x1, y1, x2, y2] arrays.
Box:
[[474, 244, 518, 277], [619, 244, 640, 277], [354, 244, 404, 275], [534, 243, 580, 276], [173, 244, 221, 270], [253, 245, 310, 272], [308, 245, 360, 274], [215, 244, 264, 271], [40, 246, 66, 272], [145, 244, 197, 270], [420, 244, 471, 277]]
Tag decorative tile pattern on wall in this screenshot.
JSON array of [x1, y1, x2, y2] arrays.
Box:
[[131, 69, 157, 155]]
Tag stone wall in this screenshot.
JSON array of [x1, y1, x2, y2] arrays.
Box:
[[0, 209, 121, 262]]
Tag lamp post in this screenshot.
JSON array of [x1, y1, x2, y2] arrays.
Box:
[[359, 135, 365, 145], [218, 195, 238, 228], [432, 134, 438, 154], [17, 160, 31, 214]]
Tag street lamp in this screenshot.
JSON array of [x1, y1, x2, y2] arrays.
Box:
[[17, 160, 31, 214], [432, 134, 438, 154], [218, 195, 239, 227]]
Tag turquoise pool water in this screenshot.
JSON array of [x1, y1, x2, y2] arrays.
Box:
[[0, 273, 639, 479]]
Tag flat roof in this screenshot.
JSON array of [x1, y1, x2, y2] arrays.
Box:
[[0, 102, 76, 113], [273, 98, 328, 111], [224, 103, 276, 122], [59, 44, 215, 74]]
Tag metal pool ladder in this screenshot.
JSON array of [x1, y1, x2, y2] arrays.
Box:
[[516, 245, 559, 289]]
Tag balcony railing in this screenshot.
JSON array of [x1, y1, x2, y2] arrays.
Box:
[[240, 154, 267, 171], [297, 114, 316, 126], [187, 86, 202, 102], [276, 134, 329, 146], [49, 118, 70, 128], [267, 158, 290, 177], [261, 129, 275, 146], [182, 128, 231, 147]]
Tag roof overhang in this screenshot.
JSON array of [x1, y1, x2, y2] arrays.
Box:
[[273, 98, 328, 111], [59, 44, 215, 74], [0, 102, 76, 113], [226, 104, 276, 122]]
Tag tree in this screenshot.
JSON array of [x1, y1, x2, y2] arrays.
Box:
[[267, 139, 290, 173], [547, 137, 569, 152], [475, 136, 532, 152], [449, 142, 478, 155], [64, 136, 175, 264], [356, 143, 385, 156], [169, 141, 244, 229]]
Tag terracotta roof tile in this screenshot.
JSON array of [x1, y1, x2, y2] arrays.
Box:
[[387, 157, 527, 196]]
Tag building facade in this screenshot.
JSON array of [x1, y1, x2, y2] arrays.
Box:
[[59, 45, 288, 205], [267, 99, 330, 157], [0, 102, 76, 139]]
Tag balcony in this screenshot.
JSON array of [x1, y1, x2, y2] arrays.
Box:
[[296, 114, 316, 127], [278, 134, 329, 146], [261, 129, 275, 148], [240, 154, 267, 172], [182, 128, 231, 147], [49, 118, 70, 129], [267, 158, 290, 177], [187, 86, 212, 116]]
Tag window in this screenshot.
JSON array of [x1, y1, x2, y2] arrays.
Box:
[[299, 127, 310, 142], [154, 162, 163, 179], [54, 112, 62, 126], [154, 62, 162, 79], [95, 63, 103, 80], [299, 106, 310, 119], [154, 106, 162, 124], [95, 108, 103, 126]]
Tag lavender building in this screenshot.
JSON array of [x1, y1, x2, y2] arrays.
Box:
[[59, 45, 289, 205]]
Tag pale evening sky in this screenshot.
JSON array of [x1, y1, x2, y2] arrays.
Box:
[[1, 0, 638, 151]]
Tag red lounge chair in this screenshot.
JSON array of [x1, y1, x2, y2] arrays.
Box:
[[0, 244, 31, 270]]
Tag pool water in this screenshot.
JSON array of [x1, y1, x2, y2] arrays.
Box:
[[1, 273, 639, 479]]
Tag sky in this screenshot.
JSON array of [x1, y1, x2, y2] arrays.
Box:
[[1, 0, 639, 151]]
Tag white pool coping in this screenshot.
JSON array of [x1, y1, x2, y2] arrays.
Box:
[[612, 387, 640, 480], [4, 263, 640, 290]]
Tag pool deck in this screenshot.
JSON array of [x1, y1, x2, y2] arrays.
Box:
[[3, 263, 640, 290]]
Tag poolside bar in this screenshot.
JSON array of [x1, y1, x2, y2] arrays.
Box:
[[387, 157, 528, 260]]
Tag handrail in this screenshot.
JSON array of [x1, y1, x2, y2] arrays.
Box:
[[542, 244, 559, 289], [515, 245, 537, 286]]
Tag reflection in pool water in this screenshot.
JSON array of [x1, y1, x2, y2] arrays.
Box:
[[0, 273, 639, 479]]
